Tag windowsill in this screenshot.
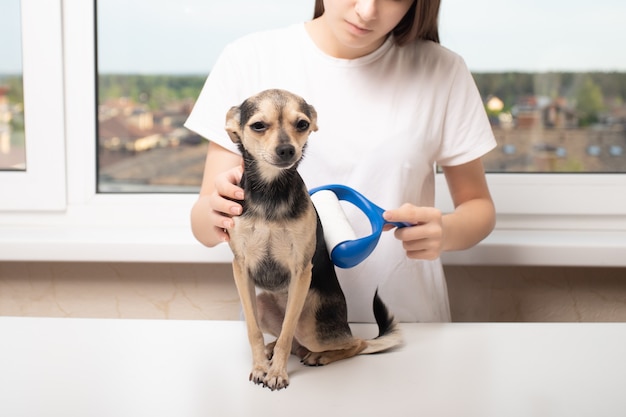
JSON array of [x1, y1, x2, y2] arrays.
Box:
[[0, 223, 231, 263], [1, 213, 625, 266], [441, 229, 626, 267]]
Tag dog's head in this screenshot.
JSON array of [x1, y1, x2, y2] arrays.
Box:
[[225, 89, 318, 176]]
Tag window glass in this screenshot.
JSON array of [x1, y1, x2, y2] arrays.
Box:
[[0, 0, 26, 171], [441, 0, 626, 173], [96, 0, 312, 193], [96, 0, 626, 192]]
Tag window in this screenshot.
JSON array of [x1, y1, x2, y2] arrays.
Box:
[[0, 0, 66, 211], [0, 0, 25, 171], [0, 0, 625, 266], [441, 0, 626, 174], [435, 0, 626, 221]]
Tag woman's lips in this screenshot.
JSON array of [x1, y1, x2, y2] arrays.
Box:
[[346, 20, 372, 36]]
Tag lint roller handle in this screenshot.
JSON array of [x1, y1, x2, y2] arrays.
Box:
[[309, 184, 411, 229], [309, 184, 411, 268]]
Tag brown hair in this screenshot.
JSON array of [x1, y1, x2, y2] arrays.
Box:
[[313, 0, 440, 45]]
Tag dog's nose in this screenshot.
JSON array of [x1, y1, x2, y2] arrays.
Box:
[[276, 144, 296, 162]]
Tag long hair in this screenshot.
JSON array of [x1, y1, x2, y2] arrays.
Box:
[[312, 0, 440, 45]]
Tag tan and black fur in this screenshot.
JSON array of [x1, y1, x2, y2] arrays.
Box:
[[225, 89, 402, 391]]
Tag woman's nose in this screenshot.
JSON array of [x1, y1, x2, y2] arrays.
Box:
[[355, 0, 377, 21]]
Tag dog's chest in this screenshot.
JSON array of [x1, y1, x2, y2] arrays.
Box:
[[230, 212, 316, 291]]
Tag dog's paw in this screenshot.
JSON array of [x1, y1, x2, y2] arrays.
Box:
[[263, 367, 289, 391], [249, 363, 269, 386], [264, 341, 276, 360], [294, 345, 311, 360], [300, 351, 330, 367], [263, 374, 289, 391]]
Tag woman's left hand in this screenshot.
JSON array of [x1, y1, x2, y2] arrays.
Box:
[[383, 204, 444, 261]]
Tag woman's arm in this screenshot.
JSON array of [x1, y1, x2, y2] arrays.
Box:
[[190, 141, 244, 247], [383, 158, 495, 260], [440, 158, 495, 251]]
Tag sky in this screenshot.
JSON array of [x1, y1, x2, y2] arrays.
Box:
[[440, 0, 626, 72], [2, 0, 626, 74], [0, 0, 21, 73]]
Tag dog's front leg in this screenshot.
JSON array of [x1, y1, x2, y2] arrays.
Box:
[[232, 260, 269, 385], [263, 262, 313, 390]]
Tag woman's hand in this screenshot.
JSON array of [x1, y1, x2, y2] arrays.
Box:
[[209, 165, 244, 236], [383, 158, 496, 261], [383, 204, 444, 260], [191, 142, 244, 247]]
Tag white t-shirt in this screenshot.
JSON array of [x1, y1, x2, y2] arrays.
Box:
[[185, 23, 496, 323]]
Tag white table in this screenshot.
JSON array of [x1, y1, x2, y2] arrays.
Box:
[[0, 317, 625, 417]]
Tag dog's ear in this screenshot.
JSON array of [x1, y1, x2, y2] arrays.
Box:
[[307, 104, 319, 133], [225, 106, 242, 143]]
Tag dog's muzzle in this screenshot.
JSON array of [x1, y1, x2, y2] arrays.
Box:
[[274, 144, 297, 167]]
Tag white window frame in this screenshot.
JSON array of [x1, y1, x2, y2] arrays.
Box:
[[0, 0, 66, 211], [0, 0, 625, 266]]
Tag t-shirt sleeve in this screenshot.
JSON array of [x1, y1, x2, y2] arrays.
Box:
[[184, 44, 243, 155], [436, 56, 496, 166]]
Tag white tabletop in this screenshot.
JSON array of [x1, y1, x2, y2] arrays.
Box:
[[0, 317, 625, 417]]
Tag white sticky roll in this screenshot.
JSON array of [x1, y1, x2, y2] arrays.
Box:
[[310, 190, 358, 254]]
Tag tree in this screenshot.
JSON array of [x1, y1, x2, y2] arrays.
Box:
[[574, 76, 605, 126]]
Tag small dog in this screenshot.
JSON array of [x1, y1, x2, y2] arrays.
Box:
[[225, 89, 402, 391]]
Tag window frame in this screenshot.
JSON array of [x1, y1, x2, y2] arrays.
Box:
[[0, 0, 66, 211], [0, 0, 625, 266]]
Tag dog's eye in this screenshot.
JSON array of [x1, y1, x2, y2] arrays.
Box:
[[250, 122, 267, 132], [296, 120, 310, 131]]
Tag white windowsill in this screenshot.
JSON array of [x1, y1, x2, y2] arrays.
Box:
[[441, 229, 626, 267], [0, 224, 232, 263], [1, 209, 624, 267]]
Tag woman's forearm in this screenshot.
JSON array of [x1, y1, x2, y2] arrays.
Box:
[[441, 197, 495, 252]]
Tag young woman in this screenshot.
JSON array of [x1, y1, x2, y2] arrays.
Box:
[[186, 0, 496, 322]]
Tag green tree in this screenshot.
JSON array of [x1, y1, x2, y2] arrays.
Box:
[[574, 76, 605, 126]]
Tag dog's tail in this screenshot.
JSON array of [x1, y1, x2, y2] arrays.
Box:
[[361, 290, 403, 354]]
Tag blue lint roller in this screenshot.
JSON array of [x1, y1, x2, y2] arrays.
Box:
[[309, 184, 411, 269]]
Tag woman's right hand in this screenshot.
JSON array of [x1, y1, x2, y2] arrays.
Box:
[[209, 165, 244, 234], [190, 142, 244, 247]]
